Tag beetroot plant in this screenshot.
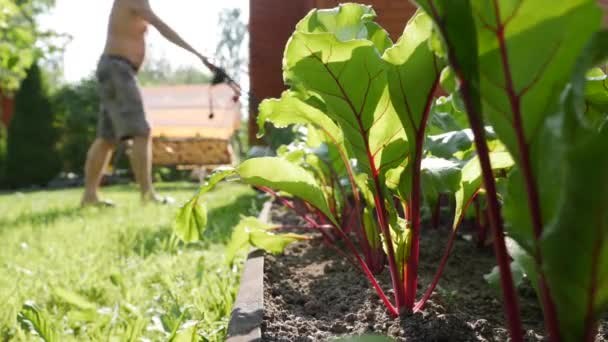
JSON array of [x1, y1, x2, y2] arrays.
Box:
[[416, 0, 607, 340], [173, 2, 608, 340]]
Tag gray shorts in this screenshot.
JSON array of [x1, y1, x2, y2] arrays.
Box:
[[96, 55, 150, 141]]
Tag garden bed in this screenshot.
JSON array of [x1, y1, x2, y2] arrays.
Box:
[[261, 206, 607, 341]]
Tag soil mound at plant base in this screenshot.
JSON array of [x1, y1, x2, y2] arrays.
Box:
[[262, 210, 607, 341]]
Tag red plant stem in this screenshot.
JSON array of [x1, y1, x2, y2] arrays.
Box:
[[403, 118, 428, 308], [317, 58, 405, 309], [415, 190, 480, 311], [414, 226, 457, 312], [492, 3, 560, 339], [460, 83, 525, 342], [371, 171, 406, 310], [426, 2, 524, 339], [258, 186, 399, 316], [330, 216, 399, 316], [583, 215, 605, 342], [324, 118, 378, 272], [403, 66, 440, 310]]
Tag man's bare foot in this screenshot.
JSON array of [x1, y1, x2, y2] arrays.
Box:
[[81, 199, 116, 208]]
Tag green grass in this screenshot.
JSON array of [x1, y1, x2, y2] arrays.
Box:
[[0, 182, 261, 341]]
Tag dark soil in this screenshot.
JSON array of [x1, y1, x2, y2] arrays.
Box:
[[261, 206, 607, 341]]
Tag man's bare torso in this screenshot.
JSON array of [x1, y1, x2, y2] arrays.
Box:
[[103, 0, 148, 69]]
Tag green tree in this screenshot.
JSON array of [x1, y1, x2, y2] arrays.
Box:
[[0, 0, 63, 92], [0, 122, 7, 184], [53, 77, 99, 173], [5, 62, 60, 187]]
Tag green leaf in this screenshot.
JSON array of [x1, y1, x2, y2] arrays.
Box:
[[386, 155, 463, 209], [484, 262, 526, 293], [504, 25, 608, 342], [295, 3, 392, 53], [226, 217, 307, 261], [362, 207, 381, 250], [237, 157, 337, 224], [420, 156, 462, 208], [439, 66, 456, 94], [17, 302, 57, 342], [52, 288, 96, 311], [426, 96, 469, 135], [173, 168, 235, 242], [426, 129, 476, 160], [383, 9, 443, 168], [258, 92, 352, 204], [173, 195, 205, 243], [469, 0, 601, 162], [250, 230, 307, 254], [170, 323, 198, 342], [284, 12, 407, 183], [453, 152, 514, 229], [539, 125, 608, 341], [257, 91, 343, 145]]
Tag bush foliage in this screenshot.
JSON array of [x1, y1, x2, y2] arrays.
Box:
[[53, 77, 99, 173], [5, 62, 61, 188]]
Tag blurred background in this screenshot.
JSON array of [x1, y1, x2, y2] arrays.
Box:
[[0, 0, 250, 189]]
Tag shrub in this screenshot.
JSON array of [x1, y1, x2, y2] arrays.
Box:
[[53, 77, 99, 173], [0, 122, 7, 185], [5, 62, 61, 188]]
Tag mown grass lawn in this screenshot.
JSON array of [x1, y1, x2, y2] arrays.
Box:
[[0, 182, 260, 341]]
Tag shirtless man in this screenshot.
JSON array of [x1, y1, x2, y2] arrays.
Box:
[[82, 0, 216, 206]]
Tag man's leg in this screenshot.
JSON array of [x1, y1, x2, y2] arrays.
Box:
[[81, 138, 115, 205], [130, 134, 157, 201]]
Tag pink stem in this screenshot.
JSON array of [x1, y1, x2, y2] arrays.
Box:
[[426, 2, 524, 339]]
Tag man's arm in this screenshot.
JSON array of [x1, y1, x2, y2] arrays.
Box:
[[128, 0, 217, 72]]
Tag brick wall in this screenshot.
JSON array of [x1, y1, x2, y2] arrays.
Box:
[[248, 0, 314, 145], [248, 0, 417, 145]]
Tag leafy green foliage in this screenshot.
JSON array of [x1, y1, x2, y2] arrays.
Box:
[[0, 122, 7, 184], [173, 196, 208, 243], [238, 157, 337, 224], [256, 3, 472, 313], [0, 0, 61, 91], [284, 4, 407, 182], [5, 62, 61, 187], [417, 0, 608, 339], [503, 29, 608, 341], [383, 10, 442, 158], [17, 303, 57, 342], [173, 164, 312, 258], [226, 216, 307, 262], [173, 169, 235, 243], [453, 151, 514, 229], [52, 77, 99, 173]]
